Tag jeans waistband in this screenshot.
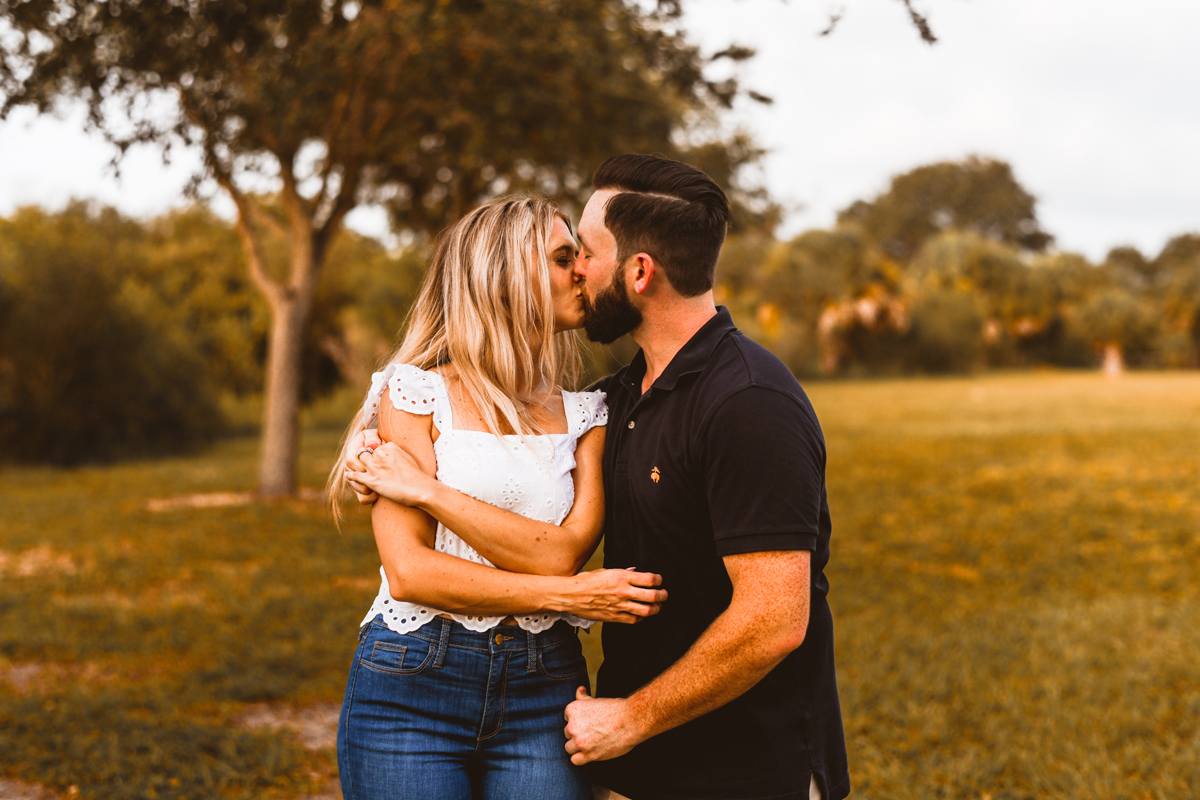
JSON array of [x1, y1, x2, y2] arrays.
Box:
[[367, 614, 578, 651]]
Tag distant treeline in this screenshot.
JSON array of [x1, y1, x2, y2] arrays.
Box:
[[0, 201, 423, 464], [716, 157, 1200, 378], [2, 156, 1197, 463]]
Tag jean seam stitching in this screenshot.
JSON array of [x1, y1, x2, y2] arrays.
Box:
[[477, 654, 509, 742], [537, 649, 587, 680], [341, 637, 365, 800], [359, 642, 435, 676]]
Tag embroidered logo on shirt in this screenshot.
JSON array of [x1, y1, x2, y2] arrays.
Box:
[[650, 467, 661, 484]]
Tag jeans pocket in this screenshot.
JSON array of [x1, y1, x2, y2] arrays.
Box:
[[360, 632, 435, 675], [537, 637, 587, 680]]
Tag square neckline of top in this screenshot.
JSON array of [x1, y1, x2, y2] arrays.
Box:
[[430, 368, 576, 439]]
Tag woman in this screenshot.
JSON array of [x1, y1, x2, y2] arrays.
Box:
[[328, 197, 665, 800]]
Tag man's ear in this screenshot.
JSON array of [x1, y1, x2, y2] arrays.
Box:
[[631, 253, 656, 295]]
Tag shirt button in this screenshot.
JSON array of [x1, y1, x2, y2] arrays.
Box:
[[627, 420, 636, 429]]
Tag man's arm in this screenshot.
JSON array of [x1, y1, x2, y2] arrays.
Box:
[[563, 549, 810, 764]]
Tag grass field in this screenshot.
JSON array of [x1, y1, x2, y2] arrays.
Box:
[[2, 371, 1198, 799]]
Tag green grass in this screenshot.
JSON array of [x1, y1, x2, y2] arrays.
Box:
[[0, 420, 376, 798], [809, 371, 1200, 799], [2, 371, 1198, 798]]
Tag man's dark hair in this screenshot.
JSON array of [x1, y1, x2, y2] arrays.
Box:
[[592, 154, 730, 297]]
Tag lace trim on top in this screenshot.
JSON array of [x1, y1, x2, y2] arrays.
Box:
[[359, 364, 607, 635], [362, 362, 449, 430], [564, 389, 608, 437]]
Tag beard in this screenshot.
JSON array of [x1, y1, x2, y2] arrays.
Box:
[[581, 267, 643, 344]]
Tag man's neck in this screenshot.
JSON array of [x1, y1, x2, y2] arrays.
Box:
[[630, 293, 718, 394]]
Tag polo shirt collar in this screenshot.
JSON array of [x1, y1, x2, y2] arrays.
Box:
[[619, 306, 736, 394]]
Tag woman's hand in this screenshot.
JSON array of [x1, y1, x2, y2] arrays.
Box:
[[348, 441, 439, 509], [343, 428, 383, 504], [552, 569, 668, 624]]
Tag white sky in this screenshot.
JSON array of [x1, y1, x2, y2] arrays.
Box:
[[1, 0, 1197, 261]]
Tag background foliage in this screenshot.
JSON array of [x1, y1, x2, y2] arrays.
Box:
[[718, 156, 1200, 379], [2, 152, 1198, 465], [0, 0, 781, 492]]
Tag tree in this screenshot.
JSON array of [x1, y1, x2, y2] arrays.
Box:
[[1074, 289, 1158, 376], [1, 0, 774, 495], [0, 203, 223, 464], [135, 204, 391, 402], [1102, 245, 1160, 291], [905, 287, 984, 373], [755, 226, 906, 374], [1153, 233, 1200, 366], [837, 156, 1053, 262]]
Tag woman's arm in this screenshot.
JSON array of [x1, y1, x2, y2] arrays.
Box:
[[354, 425, 604, 576], [369, 405, 661, 621]]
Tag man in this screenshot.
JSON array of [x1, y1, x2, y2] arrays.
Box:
[[563, 154, 848, 800], [347, 154, 849, 800]]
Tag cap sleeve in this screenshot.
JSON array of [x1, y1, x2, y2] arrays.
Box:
[[362, 363, 444, 429], [565, 390, 608, 439]]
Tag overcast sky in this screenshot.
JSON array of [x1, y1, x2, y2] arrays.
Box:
[[1, 0, 1197, 261]]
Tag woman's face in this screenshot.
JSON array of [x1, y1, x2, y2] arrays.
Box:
[[547, 216, 583, 332]]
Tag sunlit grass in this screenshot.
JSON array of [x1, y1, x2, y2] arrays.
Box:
[[1, 371, 1198, 798], [808, 371, 1200, 799]]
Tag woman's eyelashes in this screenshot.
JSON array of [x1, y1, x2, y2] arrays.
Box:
[[554, 247, 578, 268]]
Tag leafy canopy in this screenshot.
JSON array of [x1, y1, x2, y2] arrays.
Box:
[[0, 0, 770, 237], [838, 156, 1053, 261]]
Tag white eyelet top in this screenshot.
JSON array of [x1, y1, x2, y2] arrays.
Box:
[[358, 363, 608, 635]]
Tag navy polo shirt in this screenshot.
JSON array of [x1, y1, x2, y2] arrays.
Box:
[[587, 308, 850, 800]]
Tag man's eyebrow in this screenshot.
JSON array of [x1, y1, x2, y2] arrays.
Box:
[[577, 233, 592, 252]]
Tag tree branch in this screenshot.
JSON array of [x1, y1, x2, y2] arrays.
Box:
[[214, 168, 287, 307], [897, 0, 937, 45]]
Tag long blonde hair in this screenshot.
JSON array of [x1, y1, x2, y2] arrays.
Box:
[[328, 196, 582, 519]]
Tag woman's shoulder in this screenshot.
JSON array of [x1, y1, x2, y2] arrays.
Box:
[[363, 363, 447, 427], [561, 387, 608, 438]]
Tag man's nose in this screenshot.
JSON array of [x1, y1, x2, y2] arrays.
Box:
[[572, 254, 586, 282]]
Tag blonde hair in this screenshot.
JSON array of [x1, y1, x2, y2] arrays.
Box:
[[328, 196, 581, 521]]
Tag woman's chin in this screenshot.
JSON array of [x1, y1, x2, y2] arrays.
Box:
[[554, 313, 586, 334]]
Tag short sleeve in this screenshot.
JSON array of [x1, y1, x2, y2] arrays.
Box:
[[701, 386, 827, 556], [361, 363, 444, 429], [565, 390, 608, 438]]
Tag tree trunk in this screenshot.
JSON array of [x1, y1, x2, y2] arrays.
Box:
[[1102, 343, 1124, 378], [817, 305, 843, 375], [258, 293, 310, 496]]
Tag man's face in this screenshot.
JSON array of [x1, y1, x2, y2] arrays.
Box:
[[575, 189, 643, 344]]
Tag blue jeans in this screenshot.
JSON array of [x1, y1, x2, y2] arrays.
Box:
[[338, 615, 592, 800]]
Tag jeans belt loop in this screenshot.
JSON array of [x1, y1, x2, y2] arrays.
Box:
[[526, 628, 537, 674], [433, 616, 452, 669]]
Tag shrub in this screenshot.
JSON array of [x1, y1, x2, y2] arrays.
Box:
[[906, 289, 985, 373], [0, 204, 223, 465]]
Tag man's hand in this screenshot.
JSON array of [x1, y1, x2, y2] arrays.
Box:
[[343, 428, 382, 504], [348, 441, 438, 508], [564, 687, 647, 765]]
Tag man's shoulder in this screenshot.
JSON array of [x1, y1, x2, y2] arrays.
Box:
[[586, 363, 631, 396], [699, 329, 813, 410], [585, 373, 615, 394]]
